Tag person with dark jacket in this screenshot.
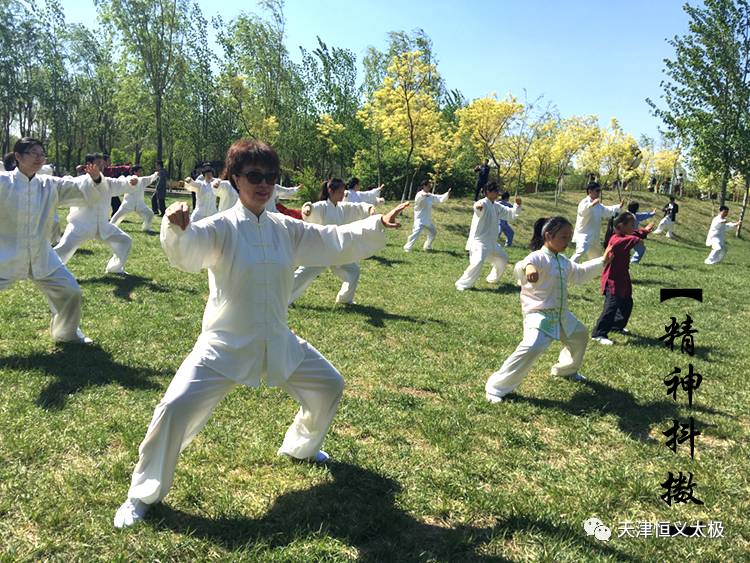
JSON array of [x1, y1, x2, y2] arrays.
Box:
[[151, 161, 168, 216]]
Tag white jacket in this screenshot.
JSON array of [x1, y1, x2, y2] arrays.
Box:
[[63, 176, 136, 237], [466, 197, 519, 249], [412, 190, 449, 227], [0, 169, 91, 280], [302, 199, 373, 226], [185, 178, 218, 220], [160, 203, 386, 386], [121, 172, 159, 208], [345, 186, 383, 205], [705, 214, 739, 247], [212, 180, 239, 212], [212, 181, 299, 214], [514, 246, 604, 339], [572, 196, 621, 244]]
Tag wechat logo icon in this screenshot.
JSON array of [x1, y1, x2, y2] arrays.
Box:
[[584, 517, 612, 542]]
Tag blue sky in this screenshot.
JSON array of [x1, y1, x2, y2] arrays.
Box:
[[60, 0, 692, 142]]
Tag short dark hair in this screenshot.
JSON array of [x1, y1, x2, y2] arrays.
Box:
[[320, 178, 345, 201], [156, 160, 164, 167], [14, 137, 43, 155], [586, 181, 601, 193], [84, 153, 97, 164], [627, 201, 640, 213], [484, 181, 500, 194], [131, 165, 143, 174], [719, 205, 729, 213], [223, 139, 280, 191], [669, 196, 676, 201], [3, 152, 17, 170], [500, 191, 510, 200], [347, 177, 360, 190]]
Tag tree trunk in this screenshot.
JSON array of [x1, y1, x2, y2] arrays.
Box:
[[719, 161, 730, 207], [156, 94, 164, 162], [737, 178, 749, 238]]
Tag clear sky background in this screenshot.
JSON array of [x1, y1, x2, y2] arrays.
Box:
[[59, 0, 693, 143]]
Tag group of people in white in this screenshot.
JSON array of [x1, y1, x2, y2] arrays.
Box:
[[0, 136, 743, 530]]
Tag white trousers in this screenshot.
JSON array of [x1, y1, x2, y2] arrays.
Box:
[[704, 241, 726, 265], [289, 263, 360, 304], [485, 320, 589, 399], [570, 237, 602, 263], [110, 200, 155, 231], [455, 243, 509, 290], [403, 223, 437, 251], [654, 217, 674, 237], [54, 223, 132, 273], [0, 265, 85, 342], [127, 340, 344, 505]]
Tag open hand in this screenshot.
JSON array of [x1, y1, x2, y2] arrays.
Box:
[[381, 202, 410, 228], [84, 163, 101, 182], [166, 202, 191, 230], [644, 222, 655, 233], [515, 197, 522, 206]]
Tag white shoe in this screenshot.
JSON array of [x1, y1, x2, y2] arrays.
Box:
[[114, 498, 150, 529], [485, 393, 504, 404], [592, 336, 614, 346], [616, 328, 631, 335]]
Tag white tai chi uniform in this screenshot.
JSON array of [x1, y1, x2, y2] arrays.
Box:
[[654, 202, 679, 239], [570, 196, 621, 262], [288, 200, 373, 304], [485, 247, 604, 400], [456, 197, 520, 290], [403, 190, 449, 251], [704, 214, 739, 265], [54, 175, 137, 273], [185, 178, 218, 222], [212, 181, 299, 214], [0, 169, 93, 341], [110, 172, 159, 231], [345, 186, 384, 205], [212, 180, 239, 212], [125, 205, 387, 505]]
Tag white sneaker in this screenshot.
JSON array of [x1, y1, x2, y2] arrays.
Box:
[[616, 328, 631, 335], [114, 498, 150, 529], [485, 393, 503, 404], [592, 336, 614, 346]]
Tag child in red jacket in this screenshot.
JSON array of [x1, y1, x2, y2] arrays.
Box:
[[591, 212, 654, 345]]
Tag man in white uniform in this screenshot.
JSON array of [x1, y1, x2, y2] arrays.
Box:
[[109, 165, 159, 231], [704, 205, 742, 265], [570, 182, 622, 262], [403, 180, 450, 252]]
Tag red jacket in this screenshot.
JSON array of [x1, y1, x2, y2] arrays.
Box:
[[601, 229, 648, 297]]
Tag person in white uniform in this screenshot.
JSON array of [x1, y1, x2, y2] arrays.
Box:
[[456, 182, 521, 290], [212, 178, 300, 214], [53, 153, 138, 274], [485, 216, 613, 402], [570, 182, 622, 262], [0, 138, 101, 343], [289, 178, 375, 305], [704, 205, 742, 265], [109, 165, 159, 231], [344, 177, 385, 205], [183, 167, 218, 222], [113, 139, 408, 528], [653, 196, 679, 239], [403, 180, 451, 252]]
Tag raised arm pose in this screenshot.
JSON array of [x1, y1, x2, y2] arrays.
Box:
[[403, 180, 450, 252], [114, 140, 407, 528], [109, 166, 159, 231]]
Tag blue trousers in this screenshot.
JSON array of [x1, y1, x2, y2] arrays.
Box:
[[630, 241, 646, 263], [499, 221, 514, 246]]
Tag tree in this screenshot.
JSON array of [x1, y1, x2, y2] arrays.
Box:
[[97, 0, 191, 162], [649, 0, 750, 206], [549, 115, 599, 205]]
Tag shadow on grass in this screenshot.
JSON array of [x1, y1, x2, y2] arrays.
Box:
[[513, 379, 722, 443], [466, 284, 518, 295], [83, 274, 191, 301], [444, 223, 471, 238], [366, 255, 407, 267], [0, 343, 165, 410], [422, 248, 466, 258], [296, 303, 444, 329], [626, 333, 716, 362], [153, 462, 635, 562]]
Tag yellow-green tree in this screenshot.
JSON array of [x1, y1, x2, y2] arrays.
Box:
[[578, 118, 640, 198], [549, 115, 599, 204], [526, 117, 560, 192], [363, 50, 449, 200]]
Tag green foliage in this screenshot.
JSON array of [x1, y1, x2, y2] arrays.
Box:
[[295, 166, 321, 203]]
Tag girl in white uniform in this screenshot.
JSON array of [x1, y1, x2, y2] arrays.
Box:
[[183, 167, 218, 222], [109, 166, 159, 231], [53, 153, 138, 274], [114, 140, 408, 528], [0, 138, 101, 343], [704, 205, 742, 264], [456, 181, 521, 290], [403, 180, 451, 252], [570, 182, 622, 262], [289, 179, 375, 305], [344, 177, 385, 205], [485, 216, 613, 402]]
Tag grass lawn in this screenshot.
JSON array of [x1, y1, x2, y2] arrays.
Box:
[[1, 190, 748, 561]]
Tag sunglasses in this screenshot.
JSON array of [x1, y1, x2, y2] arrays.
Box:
[[239, 170, 278, 185]]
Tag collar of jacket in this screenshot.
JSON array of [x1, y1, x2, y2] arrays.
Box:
[[235, 201, 270, 224]]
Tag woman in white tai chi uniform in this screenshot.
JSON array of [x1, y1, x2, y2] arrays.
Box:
[[0, 138, 101, 343], [570, 181, 622, 262], [183, 167, 218, 222], [403, 180, 451, 252], [288, 178, 376, 305], [212, 178, 300, 214], [485, 216, 613, 402], [704, 205, 742, 265], [344, 177, 385, 205], [53, 153, 138, 274], [109, 166, 159, 231], [456, 181, 521, 290], [114, 140, 408, 528]]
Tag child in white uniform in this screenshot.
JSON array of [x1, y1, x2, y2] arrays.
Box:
[[114, 140, 409, 529], [704, 205, 741, 264], [456, 182, 521, 290], [344, 177, 385, 205], [289, 178, 375, 304], [110, 166, 159, 231], [485, 216, 613, 402], [403, 180, 451, 252]]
